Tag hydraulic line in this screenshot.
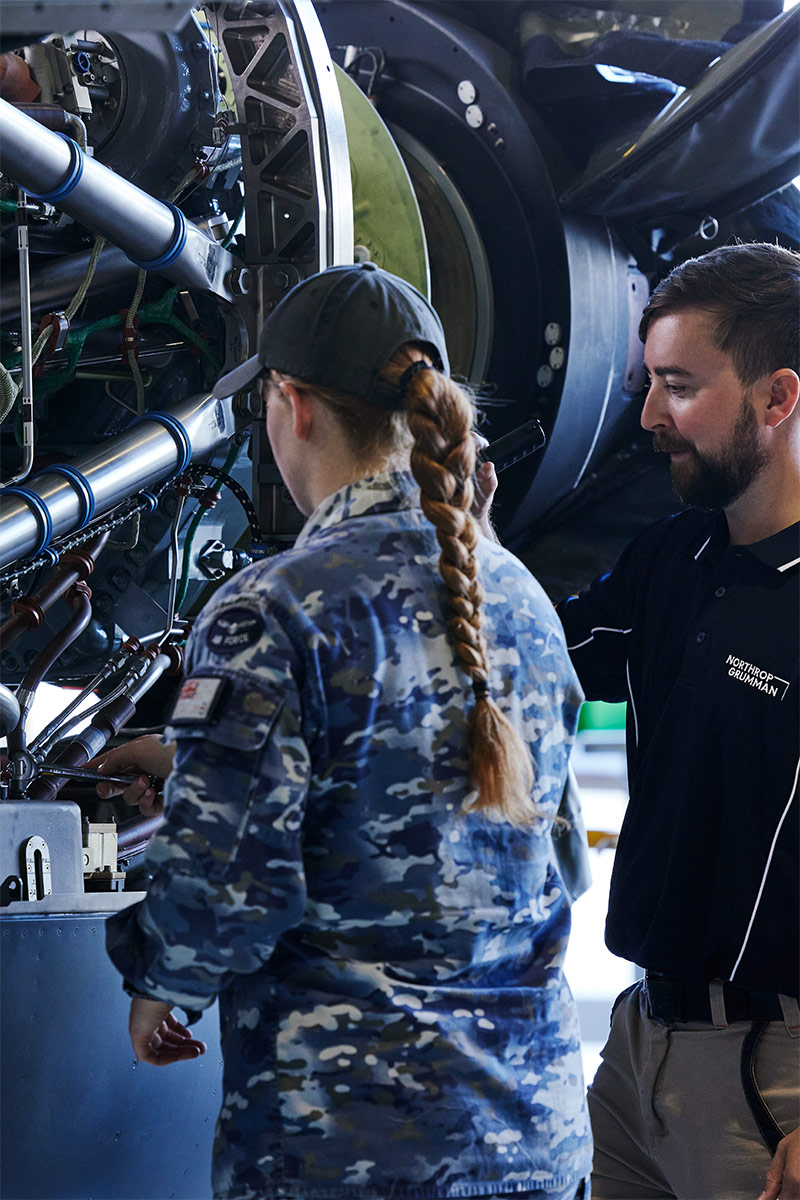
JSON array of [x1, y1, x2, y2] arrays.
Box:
[[25, 649, 176, 802], [4, 284, 222, 403], [7, 583, 93, 755], [28, 640, 139, 757], [176, 439, 242, 610], [4, 192, 35, 486], [31, 644, 164, 757], [0, 532, 108, 648], [157, 489, 188, 647]]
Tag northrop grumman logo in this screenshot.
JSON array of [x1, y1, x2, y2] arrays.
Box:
[[726, 655, 790, 700]]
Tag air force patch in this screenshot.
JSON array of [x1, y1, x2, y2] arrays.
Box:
[[206, 606, 264, 656]]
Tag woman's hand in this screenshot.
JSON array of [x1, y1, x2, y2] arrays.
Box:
[[87, 735, 176, 816], [128, 998, 207, 1066], [473, 458, 500, 543]]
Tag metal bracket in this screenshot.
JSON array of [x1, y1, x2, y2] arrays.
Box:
[[22, 835, 52, 901]]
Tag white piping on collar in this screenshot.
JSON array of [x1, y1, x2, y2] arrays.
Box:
[[693, 534, 712, 561]]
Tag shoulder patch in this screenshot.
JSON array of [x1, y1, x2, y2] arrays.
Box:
[[170, 676, 226, 725], [206, 605, 264, 656]]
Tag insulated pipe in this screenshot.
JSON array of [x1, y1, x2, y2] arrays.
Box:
[[117, 814, 167, 857], [7, 584, 93, 756], [0, 533, 108, 648], [0, 391, 236, 568], [0, 98, 241, 304]]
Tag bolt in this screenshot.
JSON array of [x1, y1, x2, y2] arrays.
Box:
[[226, 266, 251, 297], [235, 391, 263, 419]]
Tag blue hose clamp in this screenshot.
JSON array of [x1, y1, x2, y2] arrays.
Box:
[[128, 204, 188, 272], [40, 464, 96, 528], [1, 485, 54, 556], [25, 133, 84, 204], [139, 491, 159, 512], [132, 410, 192, 475]]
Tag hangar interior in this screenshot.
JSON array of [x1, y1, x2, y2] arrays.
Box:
[[0, 1, 798, 1195]]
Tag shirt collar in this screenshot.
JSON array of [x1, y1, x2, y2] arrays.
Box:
[[693, 511, 800, 572], [295, 471, 420, 547], [746, 520, 800, 572]]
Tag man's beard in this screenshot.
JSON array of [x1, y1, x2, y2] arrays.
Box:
[[653, 396, 767, 509]]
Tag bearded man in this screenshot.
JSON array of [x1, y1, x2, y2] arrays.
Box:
[[553, 242, 800, 1200]]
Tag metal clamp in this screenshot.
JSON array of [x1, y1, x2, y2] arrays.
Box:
[[127, 204, 187, 271], [0, 485, 53, 555], [37, 464, 95, 528], [130, 410, 192, 475], [24, 132, 84, 204]]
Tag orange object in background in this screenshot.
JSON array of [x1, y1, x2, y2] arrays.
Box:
[[0, 52, 41, 103]]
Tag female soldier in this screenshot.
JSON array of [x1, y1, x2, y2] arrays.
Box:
[[103, 263, 591, 1200]]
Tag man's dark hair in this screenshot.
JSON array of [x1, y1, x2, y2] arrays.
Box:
[[639, 242, 800, 386]]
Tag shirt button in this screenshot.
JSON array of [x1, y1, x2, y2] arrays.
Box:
[[715, 586, 726, 598], [695, 631, 706, 644]]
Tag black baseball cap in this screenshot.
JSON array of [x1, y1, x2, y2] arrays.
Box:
[[213, 261, 449, 404]]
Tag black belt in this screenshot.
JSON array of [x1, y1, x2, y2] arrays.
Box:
[[643, 970, 785, 1024]]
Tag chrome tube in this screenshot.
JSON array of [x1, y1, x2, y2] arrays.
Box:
[[0, 391, 236, 568], [4, 192, 35, 486], [0, 98, 240, 304], [0, 244, 139, 322]]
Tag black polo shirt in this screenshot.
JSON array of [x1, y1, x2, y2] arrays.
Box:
[[557, 509, 799, 997]]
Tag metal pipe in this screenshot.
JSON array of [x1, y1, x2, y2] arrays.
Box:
[[0, 97, 240, 304], [0, 684, 21, 738], [158, 493, 187, 646], [0, 390, 236, 568], [0, 245, 139, 322], [4, 191, 35, 486]]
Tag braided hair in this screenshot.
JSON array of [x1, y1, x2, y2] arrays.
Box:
[[272, 344, 537, 826]]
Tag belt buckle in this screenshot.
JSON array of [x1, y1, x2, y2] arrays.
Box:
[[644, 975, 683, 1024]]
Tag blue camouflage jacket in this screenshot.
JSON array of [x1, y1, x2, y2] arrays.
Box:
[[107, 472, 591, 1200]]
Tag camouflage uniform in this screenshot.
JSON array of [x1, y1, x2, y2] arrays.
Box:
[[107, 472, 591, 1200]]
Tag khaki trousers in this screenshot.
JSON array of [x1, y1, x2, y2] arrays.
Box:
[[588, 982, 800, 1199]]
